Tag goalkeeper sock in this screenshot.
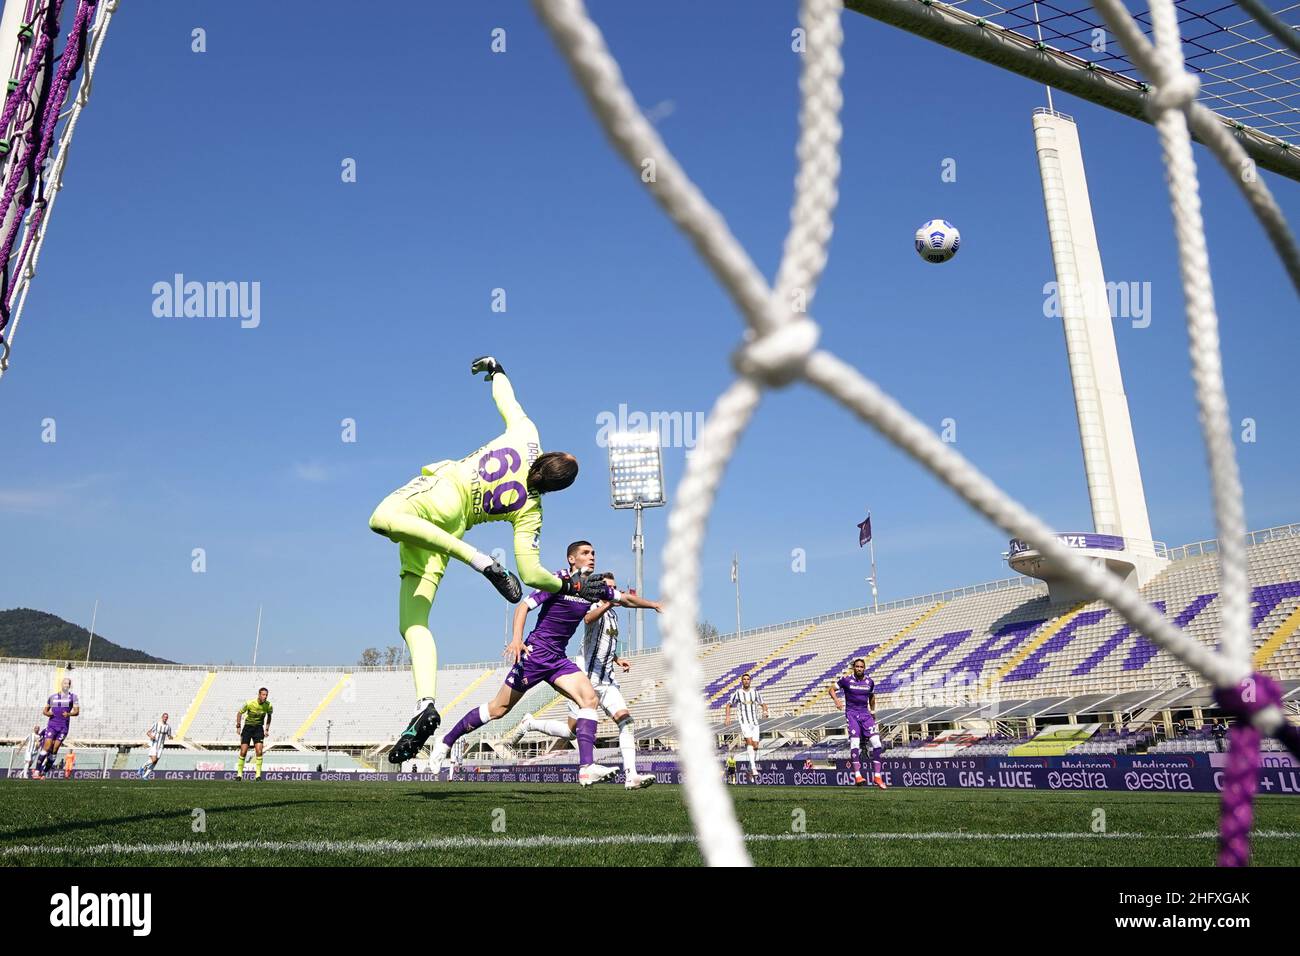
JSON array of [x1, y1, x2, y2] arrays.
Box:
[[535, 719, 575, 740], [467, 551, 493, 573]]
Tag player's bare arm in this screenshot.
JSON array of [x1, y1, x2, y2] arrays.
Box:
[[583, 599, 612, 624], [507, 600, 533, 664], [616, 592, 662, 614], [828, 684, 844, 710]]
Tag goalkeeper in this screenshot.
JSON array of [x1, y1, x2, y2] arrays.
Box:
[[370, 357, 594, 762]]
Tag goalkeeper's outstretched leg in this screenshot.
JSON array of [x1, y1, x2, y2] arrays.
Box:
[[388, 572, 443, 764], [369, 484, 522, 604]]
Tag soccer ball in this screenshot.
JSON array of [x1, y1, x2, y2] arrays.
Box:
[[914, 219, 960, 263]]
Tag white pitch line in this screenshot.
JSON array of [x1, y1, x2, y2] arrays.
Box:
[[2, 830, 1297, 857]]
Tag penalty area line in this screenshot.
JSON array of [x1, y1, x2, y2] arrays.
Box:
[[3, 830, 1298, 857]]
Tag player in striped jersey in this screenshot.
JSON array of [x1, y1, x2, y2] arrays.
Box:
[[17, 724, 40, 778], [512, 571, 659, 790], [446, 738, 464, 779], [139, 713, 174, 779], [724, 674, 768, 781]]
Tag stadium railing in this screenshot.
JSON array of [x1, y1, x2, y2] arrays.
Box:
[[1165, 522, 1300, 563]]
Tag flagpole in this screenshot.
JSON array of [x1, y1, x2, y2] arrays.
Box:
[[252, 604, 263, 666], [733, 553, 742, 640], [858, 510, 878, 611], [84, 599, 99, 663], [868, 537, 879, 612]]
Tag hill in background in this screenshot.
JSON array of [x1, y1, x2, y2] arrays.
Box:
[[0, 608, 174, 664]]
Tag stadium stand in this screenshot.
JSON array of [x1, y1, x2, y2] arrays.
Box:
[[3, 525, 1299, 760], [595, 526, 1300, 743], [0, 659, 514, 755]]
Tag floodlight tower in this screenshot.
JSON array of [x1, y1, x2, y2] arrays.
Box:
[[608, 432, 665, 653], [1008, 108, 1168, 600]]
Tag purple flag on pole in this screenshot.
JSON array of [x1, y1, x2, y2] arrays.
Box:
[[857, 514, 872, 547]]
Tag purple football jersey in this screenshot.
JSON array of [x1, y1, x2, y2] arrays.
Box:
[[524, 572, 618, 655], [837, 675, 874, 712], [46, 692, 77, 729]]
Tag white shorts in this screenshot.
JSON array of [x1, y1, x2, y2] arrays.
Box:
[[149, 744, 164, 759], [740, 722, 761, 742], [568, 682, 629, 719]]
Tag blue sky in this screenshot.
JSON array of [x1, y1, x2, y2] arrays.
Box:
[[1, 1, 1297, 667]]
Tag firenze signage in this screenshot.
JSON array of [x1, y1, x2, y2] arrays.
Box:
[[1008, 533, 1127, 556]]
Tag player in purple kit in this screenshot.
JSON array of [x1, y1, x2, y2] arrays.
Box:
[[32, 677, 79, 778], [430, 540, 661, 786], [828, 658, 886, 789]]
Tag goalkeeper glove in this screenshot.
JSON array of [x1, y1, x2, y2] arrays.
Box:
[[560, 572, 612, 603], [470, 356, 505, 380]]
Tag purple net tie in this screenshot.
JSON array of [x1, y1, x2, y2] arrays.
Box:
[[1212, 672, 1293, 867]]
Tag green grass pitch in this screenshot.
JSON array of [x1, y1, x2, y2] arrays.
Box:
[[3, 780, 1298, 866]]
